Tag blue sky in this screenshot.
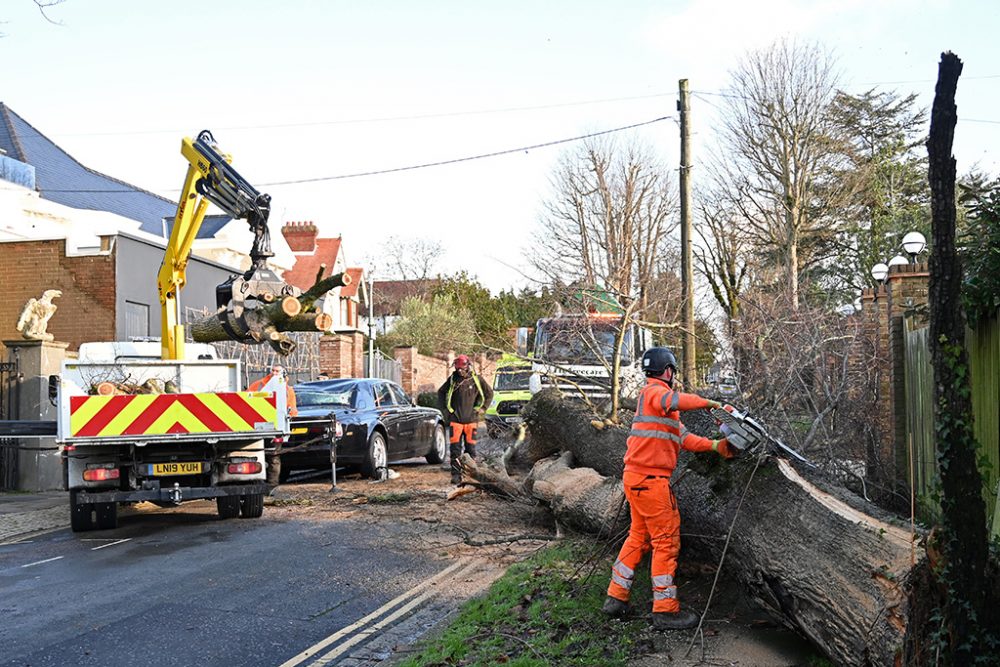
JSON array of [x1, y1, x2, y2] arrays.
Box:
[[2, 0, 997, 292]]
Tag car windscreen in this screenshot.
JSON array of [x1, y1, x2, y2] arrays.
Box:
[[295, 389, 353, 408], [495, 369, 531, 391]]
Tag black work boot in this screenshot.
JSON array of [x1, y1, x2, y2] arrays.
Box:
[[652, 609, 699, 630], [601, 595, 629, 618]]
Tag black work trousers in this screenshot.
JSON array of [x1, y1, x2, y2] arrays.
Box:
[[449, 438, 477, 482]]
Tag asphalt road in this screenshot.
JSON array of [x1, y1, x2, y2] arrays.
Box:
[[0, 500, 454, 667]]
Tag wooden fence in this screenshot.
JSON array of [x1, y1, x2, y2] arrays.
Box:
[[904, 309, 1000, 530]]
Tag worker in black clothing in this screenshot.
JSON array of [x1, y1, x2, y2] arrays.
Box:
[[437, 354, 493, 485]]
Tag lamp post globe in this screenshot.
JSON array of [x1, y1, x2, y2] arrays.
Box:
[[888, 255, 909, 268], [871, 263, 889, 282], [901, 231, 926, 261]]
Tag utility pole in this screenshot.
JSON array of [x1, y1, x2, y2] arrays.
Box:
[[367, 271, 375, 378], [678, 79, 696, 385]]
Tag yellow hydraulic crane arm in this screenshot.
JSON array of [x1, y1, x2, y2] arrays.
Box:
[[157, 130, 294, 361], [157, 136, 217, 360]]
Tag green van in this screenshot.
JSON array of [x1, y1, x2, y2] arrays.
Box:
[[484, 356, 532, 438]]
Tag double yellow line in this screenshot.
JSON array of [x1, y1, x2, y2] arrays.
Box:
[[279, 558, 478, 667]]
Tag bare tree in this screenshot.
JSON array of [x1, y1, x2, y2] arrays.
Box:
[[692, 189, 751, 323], [530, 136, 676, 306], [381, 235, 444, 281], [528, 136, 679, 415], [716, 38, 848, 309]]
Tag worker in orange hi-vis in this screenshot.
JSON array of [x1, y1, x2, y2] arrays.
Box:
[[249, 365, 298, 487], [602, 347, 737, 631]]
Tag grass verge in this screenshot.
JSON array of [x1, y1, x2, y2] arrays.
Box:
[[397, 539, 650, 667]]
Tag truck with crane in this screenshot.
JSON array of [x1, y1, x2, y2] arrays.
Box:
[[57, 131, 299, 531]]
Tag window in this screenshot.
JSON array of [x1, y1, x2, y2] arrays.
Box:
[[124, 301, 149, 339], [374, 383, 395, 407], [390, 384, 411, 406]]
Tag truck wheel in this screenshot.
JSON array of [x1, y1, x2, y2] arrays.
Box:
[[425, 425, 446, 464], [361, 432, 388, 479], [217, 495, 241, 519], [69, 491, 95, 532], [239, 493, 264, 519], [95, 502, 118, 530]]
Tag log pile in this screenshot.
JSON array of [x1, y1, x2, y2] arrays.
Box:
[[189, 270, 351, 355], [458, 388, 929, 666]]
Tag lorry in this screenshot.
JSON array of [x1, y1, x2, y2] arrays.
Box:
[[524, 311, 652, 405], [59, 131, 298, 531]]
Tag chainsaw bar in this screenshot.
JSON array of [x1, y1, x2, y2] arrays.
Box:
[[711, 407, 815, 468]]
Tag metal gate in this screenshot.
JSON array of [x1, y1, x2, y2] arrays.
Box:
[[0, 351, 21, 490]]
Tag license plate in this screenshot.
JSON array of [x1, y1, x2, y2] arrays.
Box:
[[291, 427, 308, 435], [148, 462, 203, 476], [504, 416, 523, 424]]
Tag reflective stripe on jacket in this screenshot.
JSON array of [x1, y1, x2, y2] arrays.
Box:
[[446, 374, 484, 413], [623, 377, 716, 477]]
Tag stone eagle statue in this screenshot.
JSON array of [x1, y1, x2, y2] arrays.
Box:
[[16, 289, 62, 342]]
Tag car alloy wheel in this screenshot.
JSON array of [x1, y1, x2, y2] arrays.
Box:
[[363, 431, 388, 478], [426, 424, 446, 464]]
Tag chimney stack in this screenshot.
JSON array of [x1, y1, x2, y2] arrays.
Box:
[[281, 221, 318, 252]]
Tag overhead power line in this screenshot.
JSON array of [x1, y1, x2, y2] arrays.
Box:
[[259, 116, 673, 186], [25, 115, 675, 194], [19, 92, 674, 138]]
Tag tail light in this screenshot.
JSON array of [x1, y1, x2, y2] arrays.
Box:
[[83, 466, 120, 482], [335, 423, 343, 438], [227, 461, 262, 475]]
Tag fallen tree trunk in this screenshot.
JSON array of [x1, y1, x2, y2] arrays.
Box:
[[519, 388, 923, 667]]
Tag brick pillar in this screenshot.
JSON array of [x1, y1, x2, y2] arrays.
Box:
[[394, 346, 417, 395], [319, 335, 352, 379], [350, 332, 365, 378], [886, 262, 930, 491], [856, 286, 892, 486]]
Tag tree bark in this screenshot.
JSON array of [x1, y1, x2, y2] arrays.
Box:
[[519, 387, 925, 666], [188, 272, 351, 354], [924, 50, 994, 662]]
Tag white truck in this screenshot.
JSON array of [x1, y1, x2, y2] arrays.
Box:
[[58, 342, 288, 532], [524, 313, 652, 405]]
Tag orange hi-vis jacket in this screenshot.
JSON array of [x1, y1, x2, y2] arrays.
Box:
[[248, 373, 298, 417], [624, 377, 729, 477]]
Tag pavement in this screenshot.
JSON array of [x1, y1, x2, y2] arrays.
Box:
[[0, 490, 68, 543]]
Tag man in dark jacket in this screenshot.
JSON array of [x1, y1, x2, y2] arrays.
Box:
[[437, 354, 493, 485]]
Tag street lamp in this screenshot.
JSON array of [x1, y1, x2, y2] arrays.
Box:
[[901, 231, 927, 262], [888, 255, 909, 269], [871, 262, 889, 283]]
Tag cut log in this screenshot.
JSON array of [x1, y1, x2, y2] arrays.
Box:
[[188, 271, 352, 354], [525, 451, 628, 537], [521, 388, 924, 667]]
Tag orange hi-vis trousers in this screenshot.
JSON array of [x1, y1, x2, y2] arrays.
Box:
[[449, 422, 478, 445], [607, 471, 681, 613]]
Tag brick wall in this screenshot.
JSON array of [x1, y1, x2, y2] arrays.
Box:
[[0, 239, 116, 356], [394, 347, 497, 396], [852, 262, 930, 493]]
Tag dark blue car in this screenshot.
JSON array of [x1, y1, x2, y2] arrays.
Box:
[[279, 378, 447, 480]]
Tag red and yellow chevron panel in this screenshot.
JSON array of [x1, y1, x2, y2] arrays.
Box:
[[69, 392, 278, 438]]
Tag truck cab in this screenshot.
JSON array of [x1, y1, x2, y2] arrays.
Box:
[[525, 313, 651, 404], [484, 356, 532, 438]]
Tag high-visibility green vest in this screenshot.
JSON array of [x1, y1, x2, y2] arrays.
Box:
[[446, 373, 484, 413]]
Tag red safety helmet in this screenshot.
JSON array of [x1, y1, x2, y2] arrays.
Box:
[[453, 354, 471, 369]]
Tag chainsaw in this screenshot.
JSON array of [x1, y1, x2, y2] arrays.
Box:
[[710, 406, 815, 467]]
